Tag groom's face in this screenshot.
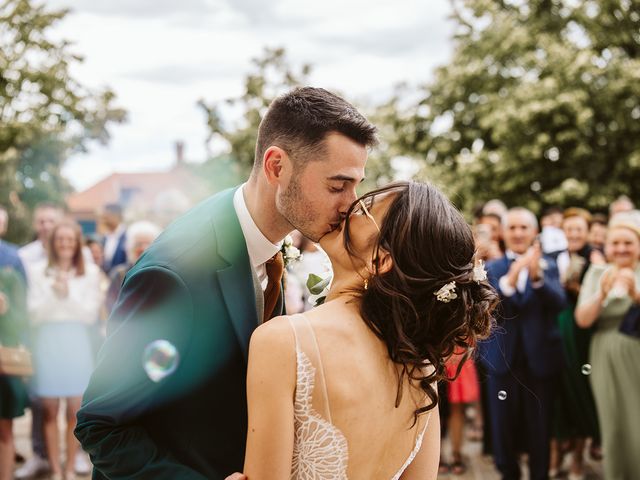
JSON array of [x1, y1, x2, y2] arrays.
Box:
[[277, 132, 367, 242]]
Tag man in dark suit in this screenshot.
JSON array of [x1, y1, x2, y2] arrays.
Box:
[[101, 204, 127, 274], [478, 207, 566, 480], [75, 87, 377, 479]]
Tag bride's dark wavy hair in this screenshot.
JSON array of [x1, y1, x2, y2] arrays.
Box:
[[343, 181, 498, 422]]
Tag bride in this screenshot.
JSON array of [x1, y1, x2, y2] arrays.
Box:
[[241, 181, 497, 479]]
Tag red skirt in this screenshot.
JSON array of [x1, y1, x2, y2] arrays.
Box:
[[445, 356, 479, 404]]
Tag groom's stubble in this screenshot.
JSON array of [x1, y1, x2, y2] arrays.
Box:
[[277, 169, 321, 242]]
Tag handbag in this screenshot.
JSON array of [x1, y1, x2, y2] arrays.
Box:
[[619, 304, 640, 339], [0, 344, 33, 376]]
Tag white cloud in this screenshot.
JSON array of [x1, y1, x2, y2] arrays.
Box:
[[44, 0, 454, 190]]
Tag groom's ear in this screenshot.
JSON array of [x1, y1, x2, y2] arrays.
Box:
[[263, 146, 288, 184]]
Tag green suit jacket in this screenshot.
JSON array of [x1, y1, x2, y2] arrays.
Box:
[[75, 187, 284, 479]]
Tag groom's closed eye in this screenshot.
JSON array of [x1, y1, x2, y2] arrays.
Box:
[[328, 181, 347, 193]]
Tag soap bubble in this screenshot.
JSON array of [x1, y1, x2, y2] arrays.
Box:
[[143, 340, 179, 382], [498, 390, 507, 401], [581, 364, 592, 376]]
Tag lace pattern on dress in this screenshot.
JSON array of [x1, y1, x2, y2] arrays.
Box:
[[290, 348, 349, 479]]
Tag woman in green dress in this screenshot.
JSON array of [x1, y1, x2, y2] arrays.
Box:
[[550, 209, 604, 479], [575, 212, 640, 480], [0, 265, 29, 480]]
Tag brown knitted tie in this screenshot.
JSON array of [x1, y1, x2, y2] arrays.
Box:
[[263, 251, 284, 322]]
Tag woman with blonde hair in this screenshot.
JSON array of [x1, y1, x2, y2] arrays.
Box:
[[27, 219, 104, 480], [575, 210, 640, 480]]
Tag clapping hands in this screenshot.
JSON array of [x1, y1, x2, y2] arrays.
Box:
[[52, 272, 69, 298], [600, 267, 639, 302], [506, 242, 544, 288]]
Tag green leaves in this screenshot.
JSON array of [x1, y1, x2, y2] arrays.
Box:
[[0, 0, 126, 243], [385, 0, 640, 214], [306, 273, 331, 296]]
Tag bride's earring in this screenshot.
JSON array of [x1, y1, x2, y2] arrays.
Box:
[[363, 278, 369, 290]]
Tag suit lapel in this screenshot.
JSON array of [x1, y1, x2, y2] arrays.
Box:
[[211, 188, 259, 362]]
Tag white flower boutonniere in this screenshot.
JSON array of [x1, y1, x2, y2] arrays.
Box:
[[281, 235, 302, 268]]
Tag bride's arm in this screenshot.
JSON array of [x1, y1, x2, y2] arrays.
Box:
[[398, 405, 441, 480], [244, 317, 296, 480]]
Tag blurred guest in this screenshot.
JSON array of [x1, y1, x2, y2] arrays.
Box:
[[16, 204, 64, 479], [0, 207, 28, 480], [575, 211, 640, 480], [105, 221, 161, 314], [85, 234, 105, 268], [540, 207, 568, 258], [474, 212, 504, 261], [18, 203, 63, 266], [483, 198, 508, 218], [550, 208, 604, 479], [609, 195, 634, 217], [27, 219, 104, 480], [588, 213, 608, 253], [479, 207, 566, 480], [17, 203, 95, 478], [541, 206, 564, 229], [440, 349, 480, 475], [100, 204, 127, 274]]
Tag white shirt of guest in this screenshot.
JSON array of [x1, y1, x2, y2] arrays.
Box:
[[103, 224, 126, 265], [233, 184, 282, 291], [18, 240, 47, 266], [499, 250, 545, 297], [26, 261, 105, 325]]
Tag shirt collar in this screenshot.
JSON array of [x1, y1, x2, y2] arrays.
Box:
[[505, 250, 520, 261], [233, 184, 282, 269], [107, 224, 126, 238]]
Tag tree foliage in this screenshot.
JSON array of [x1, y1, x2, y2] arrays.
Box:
[[0, 0, 126, 242], [391, 0, 640, 214], [197, 47, 312, 183]]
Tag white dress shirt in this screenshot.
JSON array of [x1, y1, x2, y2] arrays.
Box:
[[233, 184, 282, 291], [103, 224, 126, 265]]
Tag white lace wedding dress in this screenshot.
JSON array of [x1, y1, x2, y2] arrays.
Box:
[[288, 315, 431, 480]]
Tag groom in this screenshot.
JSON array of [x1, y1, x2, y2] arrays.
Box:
[[75, 87, 377, 479]]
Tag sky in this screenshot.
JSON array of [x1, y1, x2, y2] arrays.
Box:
[[47, 0, 456, 190]]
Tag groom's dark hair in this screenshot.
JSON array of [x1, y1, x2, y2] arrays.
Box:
[[253, 87, 377, 171]]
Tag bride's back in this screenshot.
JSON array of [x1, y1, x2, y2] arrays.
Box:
[[301, 300, 432, 480]]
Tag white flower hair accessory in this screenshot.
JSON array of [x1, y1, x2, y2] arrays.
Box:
[[472, 260, 488, 283], [434, 281, 457, 303]]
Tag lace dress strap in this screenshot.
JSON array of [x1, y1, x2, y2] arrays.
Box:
[[287, 314, 333, 422]]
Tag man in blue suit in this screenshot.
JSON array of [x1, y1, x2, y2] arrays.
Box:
[[101, 204, 127, 274], [75, 87, 377, 479], [479, 207, 566, 480]]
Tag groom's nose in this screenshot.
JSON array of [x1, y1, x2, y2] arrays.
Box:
[[339, 187, 359, 215]]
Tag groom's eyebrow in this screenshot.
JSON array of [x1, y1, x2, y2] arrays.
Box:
[[327, 175, 365, 183]]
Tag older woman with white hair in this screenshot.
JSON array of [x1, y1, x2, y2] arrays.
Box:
[[575, 210, 640, 480], [105, 221, 162, 314]]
